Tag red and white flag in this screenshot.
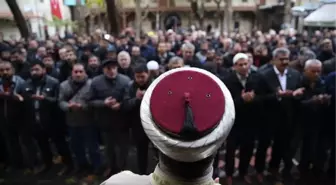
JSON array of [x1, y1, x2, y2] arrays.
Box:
[[50, 0, 62, 19]]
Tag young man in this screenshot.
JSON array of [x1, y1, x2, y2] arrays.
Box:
[[123, 64, 152, 174], [59, 63, 101, 175], [18, 60, 73, 175], [0, 61, 25, 170]]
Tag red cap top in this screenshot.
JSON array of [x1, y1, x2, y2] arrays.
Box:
[[150, 70, 225, 140]]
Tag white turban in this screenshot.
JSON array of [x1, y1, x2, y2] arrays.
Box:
[[233, 53, 248, 64], [147, 60, 159, 70]]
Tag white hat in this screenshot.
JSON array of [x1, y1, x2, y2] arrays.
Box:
[[147, 60, 159, 70], [167, 29, 174, 34], [140, 67, 235, 162], [233, 53, 248, 64]]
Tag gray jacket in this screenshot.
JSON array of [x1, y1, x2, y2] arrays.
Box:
[[59, 78, 92, 127]]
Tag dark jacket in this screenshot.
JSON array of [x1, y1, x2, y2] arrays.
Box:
[[184, 56, 204, 69], [123, 80, 150, 139], [0, 75, 25, 127], [223, 70, 261, 131], [322, 57, 336, 76], [46, 67, 60, 79], [257, 67, 302, 129], [118, 67, 134, 80], [18, 75, 59, 129], [87, 74, 131, 130], [298, 76, 326, 129], [86, 67, 102, 78]]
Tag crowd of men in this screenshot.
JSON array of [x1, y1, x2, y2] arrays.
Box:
[[0, 28, 335, 184]]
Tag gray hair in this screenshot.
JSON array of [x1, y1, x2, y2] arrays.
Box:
[[301, 50, 316, 60], [304, 59, 322, 69], [272, 47, 290, 58], [181, 42, 195, 51], [168, 56, 184, 64], [118, 51, 131, 60]]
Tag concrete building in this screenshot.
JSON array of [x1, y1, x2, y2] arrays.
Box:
[[116, 0, 258, 34], [0, 0, 72, 40]]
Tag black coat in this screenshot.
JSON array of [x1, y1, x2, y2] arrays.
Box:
[[223, 70, 261, 131], [87, 74, 130, 131], [122, 81, 150, 139], [257, 67, 302, 130], [298, 76, 326, 129], [118, 67, 134, 80], [0, 76, 25, 127], [18, 75, 60, 129]]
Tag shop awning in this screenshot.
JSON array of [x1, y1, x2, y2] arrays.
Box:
[[304, 3, 336, 27], [292, 2, 320, 12]]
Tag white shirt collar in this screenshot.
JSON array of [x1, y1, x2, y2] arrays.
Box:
[[273, 65, 288, 76]]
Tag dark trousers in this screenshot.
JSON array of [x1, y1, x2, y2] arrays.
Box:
[[0, 133, 6, 164], [32, 126, 72, 167], [133, 129, 149, 175], [256, 126, 293, 173], [101, 128, 129, 173], [0, 123, 23, 168], [314, 128, 335, 176], [299, 125, 320, 173], [225, 128, 255, 176], [68, 126, 101, 170]]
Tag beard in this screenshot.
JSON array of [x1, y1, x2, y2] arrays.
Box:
[[2, 74, 12, 81], [31, 74, 43, 82]]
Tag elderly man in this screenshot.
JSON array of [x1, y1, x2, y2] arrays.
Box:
[[255, 47, 304, 182], [223, 53, 260, 184], [297, 59, 330, 178], [101, 67, 234, 185], [167, 56, 184, 70], [117, 51, 134, 80], [180, 42, 203, 68]]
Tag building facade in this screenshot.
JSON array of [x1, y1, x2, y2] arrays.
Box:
[[116, 0, 258, 33], [0, 0, 72, 40]]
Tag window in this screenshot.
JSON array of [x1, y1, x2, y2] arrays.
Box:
[[234, 21, 240, 31]]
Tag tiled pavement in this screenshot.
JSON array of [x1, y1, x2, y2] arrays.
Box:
[[0, 147, 333, 185]]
